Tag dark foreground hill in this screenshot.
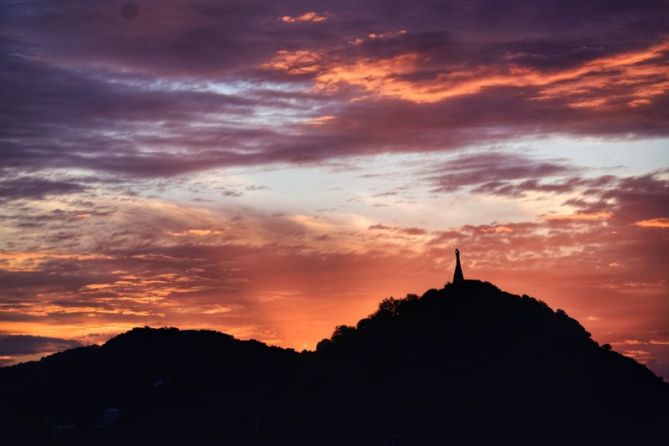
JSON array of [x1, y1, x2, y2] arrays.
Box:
[[0, 280, 667, 445]]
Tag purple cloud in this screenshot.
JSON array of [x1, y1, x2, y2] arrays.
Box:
[[426, 152, 575, 193], [0, 177, 88, 202], [0, 0, 666, 178]]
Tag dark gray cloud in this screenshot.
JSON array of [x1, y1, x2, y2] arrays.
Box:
[[0, 334, 81, 356], [0, 177, 88, 202]]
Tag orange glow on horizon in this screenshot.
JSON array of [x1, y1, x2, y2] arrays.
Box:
[[2, 0, 668, 383]]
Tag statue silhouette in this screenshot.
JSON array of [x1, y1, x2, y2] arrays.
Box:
[[453, 248, 464, 282]]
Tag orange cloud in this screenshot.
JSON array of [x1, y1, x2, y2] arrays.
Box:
[[265, 39, 669, 107], [634, 218, 669, 228], [0, 251, 113, 272], [308, 115, 336, 126], [167, 229, 225, 237], [622, 349, 653, 364], [2, 177, 668, 376], [281, 11, 328, 23], [262, 50, 322, 75], [81, 270, 213, 304], [479, 226, 514, 233], [544, 211, 612, 222]]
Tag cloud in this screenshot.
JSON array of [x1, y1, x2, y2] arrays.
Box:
[[281, 12, 328, 23], [0, 177, 88, 203], [167, 229, 226, 237], [427, 152, 574, 193], [286, 39, 669, 106], [263, 50, 323, 75], [0, 334, 82, 356], [543, 211, 612, 222], [0, 334, 82, 366], [0, 0, 667, 177], [368, 224, 427, 236], [635, 218, 669, 228]]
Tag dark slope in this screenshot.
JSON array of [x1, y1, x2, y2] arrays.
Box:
[[311, 281, 668, 444], [0, 280, 667, 445], [0, 328, 299, 445]]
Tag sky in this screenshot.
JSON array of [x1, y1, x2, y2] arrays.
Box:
[[1, 0, 668, 378]]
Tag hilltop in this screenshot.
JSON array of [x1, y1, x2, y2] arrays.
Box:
[[1, 280, 667, 445]]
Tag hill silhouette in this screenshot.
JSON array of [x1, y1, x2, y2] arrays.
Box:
[[1, 280, 667, 445]]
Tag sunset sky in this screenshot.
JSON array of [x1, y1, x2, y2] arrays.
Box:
[[1, 0, 668, 378]]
